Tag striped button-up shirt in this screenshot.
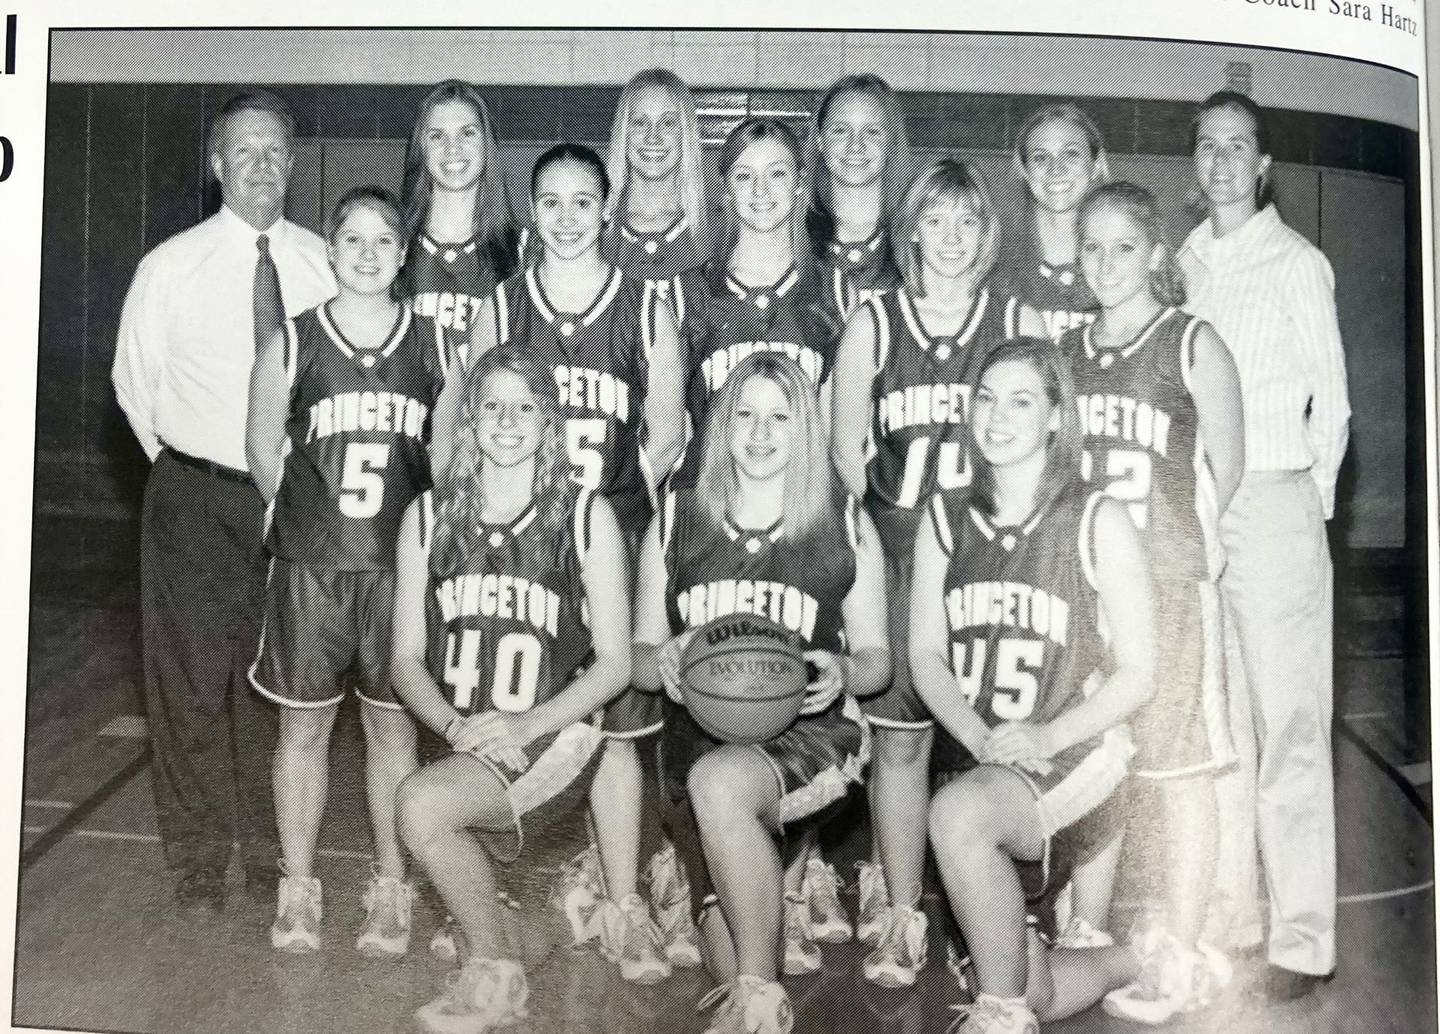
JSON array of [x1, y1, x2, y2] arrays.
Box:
[[1179, 204, 1350, 519]]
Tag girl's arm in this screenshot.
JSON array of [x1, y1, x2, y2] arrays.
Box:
[[643, 299, 687, 488], [824, 505, 892, 702], [1189, 322, 1246, 516], [430, 293, 498, 478], [632, 511, 687, 698], [829, 305, 881, 497], [907, 505, 994, 757], [390, 497, 462, 739], [245, 327, 290, 505]]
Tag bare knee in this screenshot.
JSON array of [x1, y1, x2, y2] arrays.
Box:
[[687, 748, 761, 822], [278, 706, 337, 753], [360, 702, 416, 756], [874, 725, 933, 770], [397, 769, 449, 853], [929, 772, 1004, 854]]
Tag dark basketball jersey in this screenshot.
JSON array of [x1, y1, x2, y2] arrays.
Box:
[[686, 263, 845, 438], [659, 487, 861, 656], [407, 232, 511, 342], [267, 303, 447, 571], [1066, 307, 1216, 584], [493, 264, 659, 538], [993, 234, 1098, 345], [421, 485, 596, 722], [609, 216, 711, 370], [865, 286, 1024, 519], [929, 485, 1106, 774], [815, 223, 899, 324]]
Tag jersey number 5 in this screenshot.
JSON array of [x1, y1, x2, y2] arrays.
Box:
[[950, 638, 1045, 721], [339, 443, 392, 519], [443, 629, 543, 713], [566, 418, 607, 490]]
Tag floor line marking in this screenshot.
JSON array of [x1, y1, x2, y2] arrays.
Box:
[[23, 800, 74, 809], [1342, 711, 1391, 721], [21, 826, 373, 862], [1338, 881, 1434, 904]]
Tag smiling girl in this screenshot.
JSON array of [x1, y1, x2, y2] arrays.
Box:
[[994, 104, 1110, 343], [401, 80, 518, 346], [246, 186, 449, 958], [391, 345, 631, 1033], [1065, 180, 1243, 1023], [830, 159, 1043, 987], [634, 352, 889, 1034], [913, 337, 1153, 1034]]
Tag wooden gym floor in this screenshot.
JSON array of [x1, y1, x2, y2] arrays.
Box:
[[12, 573, 1436, 1034]]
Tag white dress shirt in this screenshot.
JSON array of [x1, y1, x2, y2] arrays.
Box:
[[1179, 204, 1351, 519], [112, 204, 335, 470]]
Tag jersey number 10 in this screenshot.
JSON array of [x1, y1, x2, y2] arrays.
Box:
[[443, 629, 543, 713]]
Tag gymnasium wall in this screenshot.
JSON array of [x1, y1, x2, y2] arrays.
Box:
[[32, 78, 1422, 580]]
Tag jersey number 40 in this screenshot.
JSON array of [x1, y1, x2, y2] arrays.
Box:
[[443, 628, 543, 713]]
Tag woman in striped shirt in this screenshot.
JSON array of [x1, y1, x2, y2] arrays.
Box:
[[1178, 90, 1349, 1004]]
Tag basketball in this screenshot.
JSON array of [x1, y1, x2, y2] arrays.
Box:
[[680, 614, 809, 745]]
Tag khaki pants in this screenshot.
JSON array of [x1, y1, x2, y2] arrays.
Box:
[[1212, 470, 1337, 975]]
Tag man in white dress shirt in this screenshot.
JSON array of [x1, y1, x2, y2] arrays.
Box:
[[112, 90, 335, 911]]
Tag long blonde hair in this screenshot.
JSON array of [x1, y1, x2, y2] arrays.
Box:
[[696, 352, 837, 543], [604, 69, 709, 257], [430, 345, 568, 577]]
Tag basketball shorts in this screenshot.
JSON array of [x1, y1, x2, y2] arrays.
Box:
[[249, 558, 399, 710], [419, 720, 605, 877], [932, 724, 1132, 901], [659, 696, 870, 916], [601, 516, 665, 739], [1130, 578, 1235, 779], [860, 504, 933, 731]]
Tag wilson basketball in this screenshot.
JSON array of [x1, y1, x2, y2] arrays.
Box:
[[680, 614, 809, 745]]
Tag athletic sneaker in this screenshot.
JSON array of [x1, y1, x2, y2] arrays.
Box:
[[1053, 916, 1115, 949], [648, 841, 702, 967], [946, 993, 1039, 1034], [430, 915, 462, 962], [698, 974, 795, 1034], [863, 904, 929, 987], [1102, 928, 1232, 1024], [854, 860, 891, 946], [356, 872, 413, 957], [782, 893, 822, 976], [415, 957, 529, 1034], [801, 858, 852, 943], [550, 846, 606, 951], [270, 871, 322, 953], [604, 893, 671, 985]]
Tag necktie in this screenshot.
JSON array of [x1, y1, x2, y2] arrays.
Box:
[[254, 233, 284, 353]]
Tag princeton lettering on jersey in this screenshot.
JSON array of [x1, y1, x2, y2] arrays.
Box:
[[1043, 308, 1095, 341], [702, 342, 825, 395], [1075, 393, 1171, 457], [944, 580, 1070, 647], [877, 382, 973, 434], [306, 392, 430, 442], [411, 290, 485, 334], [436, 574, 562, 637], [555, 366, 630, 421], [678, 579, 820, 641]]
